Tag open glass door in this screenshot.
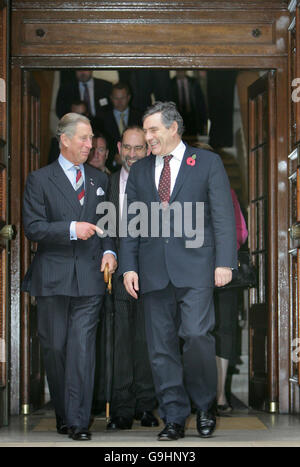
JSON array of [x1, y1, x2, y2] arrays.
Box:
[[248, 71, 278, 411], [20, 71, 44, 414]]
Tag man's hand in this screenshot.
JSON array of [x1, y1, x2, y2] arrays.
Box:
[[100, 253, 117, 274], [123, 271, 139, 299], [76, 222, 103, 240], [215, 267, 232, 287]]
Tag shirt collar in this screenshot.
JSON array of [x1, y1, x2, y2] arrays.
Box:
[[120, 166, 129, 182], [155, 140, 186, 166], [58, 154, 84, 172], [113, 107, 129, 118]]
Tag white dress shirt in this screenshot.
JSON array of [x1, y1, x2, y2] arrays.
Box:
[[119, 166, 129, 219], [155, 140, 186, 195], [79, 79, 96, 116]]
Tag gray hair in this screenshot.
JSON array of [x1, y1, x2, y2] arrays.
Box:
[[142, 101, 185, 136], [56, 112, 91, 148]]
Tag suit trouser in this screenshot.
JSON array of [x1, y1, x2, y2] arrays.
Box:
[[110, 297, 157, 418], [143, 282, 217, 426], [37, 295, 103, 429]]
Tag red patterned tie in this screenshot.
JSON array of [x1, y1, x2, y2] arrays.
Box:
[[74, 165, 85, 206], [158, 155, 173, 203]]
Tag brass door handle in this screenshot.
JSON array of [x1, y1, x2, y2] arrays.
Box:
[[0, 224, 16, 240]]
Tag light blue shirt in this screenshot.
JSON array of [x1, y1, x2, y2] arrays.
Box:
[[113, 107, 129, 129], [58, 154, 116, 259]]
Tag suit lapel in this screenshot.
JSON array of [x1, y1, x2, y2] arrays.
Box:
[[49, 160, 82, 216], [80, 163, 96, 220], [169, 145, 193, 203], [149, 155, 160, 202]]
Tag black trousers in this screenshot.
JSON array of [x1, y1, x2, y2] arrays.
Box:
[[94, 297, 156, 419], [37, 295, 103, 429], [213, 287, 238, 362], [111, 297, 156, 418], [143, 283, 217, 426]]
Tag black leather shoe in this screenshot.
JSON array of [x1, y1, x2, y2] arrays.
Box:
[[135, 411, 159, 427], [158, 423, 185, 441], [196, 410, 216, 438], [69, 426, 91, 441], [106, 416, 133, 431], [56, 417, 68, 435]]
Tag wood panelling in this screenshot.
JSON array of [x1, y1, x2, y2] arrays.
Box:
[[11, 6, 289, 62]]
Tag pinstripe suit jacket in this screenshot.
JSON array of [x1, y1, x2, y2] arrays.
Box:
[[22, 160, 115, 297]]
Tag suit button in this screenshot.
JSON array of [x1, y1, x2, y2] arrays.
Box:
[[165, 239, 169, 244]]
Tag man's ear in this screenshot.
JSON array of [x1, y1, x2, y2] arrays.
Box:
[[170, 120, 178, 136], [117, 141, 122, 155], [60, 133, 69, 148]]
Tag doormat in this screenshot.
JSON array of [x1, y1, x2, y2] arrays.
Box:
[[33, 415, 267, 432]]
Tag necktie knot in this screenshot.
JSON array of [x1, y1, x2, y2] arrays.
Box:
[[163, 155, 173, 164]]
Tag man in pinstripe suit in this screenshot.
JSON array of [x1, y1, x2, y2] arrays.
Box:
[[105, 126, 158, 430], [22, 113, 116, 441]]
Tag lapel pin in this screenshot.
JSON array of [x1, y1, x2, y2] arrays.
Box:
[[187, 154, 197, 166]]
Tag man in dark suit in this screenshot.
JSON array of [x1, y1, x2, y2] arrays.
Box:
[[171, 71, 207, 136], [98, 82, 143, 172], [22, 113, 117, 441], [55, 70, 112, 123], [119, 102, 237, 441], [105, 126, 158, 431]]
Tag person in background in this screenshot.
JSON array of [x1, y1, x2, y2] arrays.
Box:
[[87, 131, 111, 176], [98, 82, 143, 172], [56, 69, 112, 120], [105, 125, 158, 431], [214, 188, 248, 415]]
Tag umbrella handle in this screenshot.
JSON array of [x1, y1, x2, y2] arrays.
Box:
[[106, 402, 110, 422], [104, 263, 112, 293]]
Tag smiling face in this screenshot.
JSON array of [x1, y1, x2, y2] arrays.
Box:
[[118, 128, 148, 172], [61, 121, 93, 165], [143, 112, 180, 156]]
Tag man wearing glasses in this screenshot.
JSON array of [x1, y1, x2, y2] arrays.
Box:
[[105, 126, 159, 431]]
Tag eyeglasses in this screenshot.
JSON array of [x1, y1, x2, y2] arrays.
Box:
[[122, 144, 146, 152]]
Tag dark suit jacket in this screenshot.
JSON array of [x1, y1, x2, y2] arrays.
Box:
[[171, 76, 207, 135], [22, 160, 115, 297], [119, 145, 237, 294], [55, 77, 112, 119]]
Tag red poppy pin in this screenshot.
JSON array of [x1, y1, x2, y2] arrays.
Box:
[[187, 154, 197, 166]]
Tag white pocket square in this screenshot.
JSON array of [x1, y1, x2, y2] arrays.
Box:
[[97, 187, 105, 196]]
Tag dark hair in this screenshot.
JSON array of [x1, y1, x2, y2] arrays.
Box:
[[111, 81, 131, 95], [142, 101, 184, 136], [120, 125, 144, 142]]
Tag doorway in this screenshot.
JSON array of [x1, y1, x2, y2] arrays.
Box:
[[13, 67, 274, 416]]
